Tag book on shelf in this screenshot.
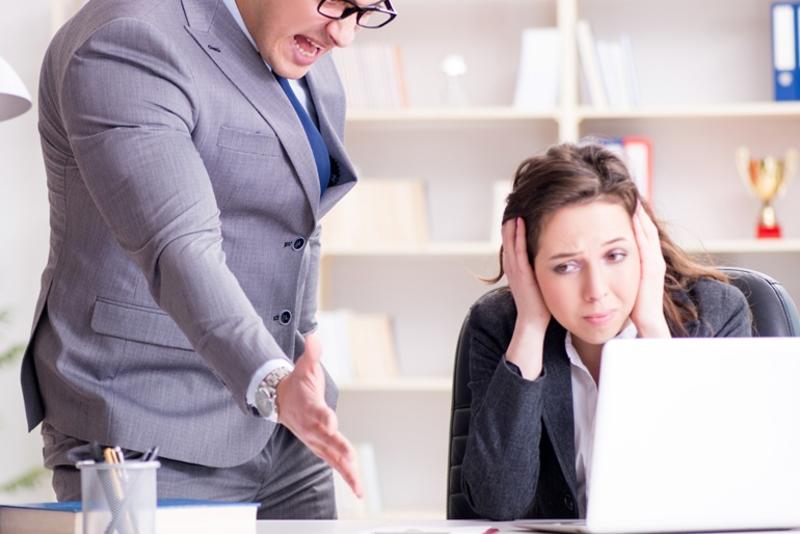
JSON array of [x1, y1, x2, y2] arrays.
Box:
[[513, 27, 562, 110], [596, 38, 637, 108], [322, 179, 430, 249], [772, 2, 800, 101], [579, 21, 640, 109], [599, 136, 653, 201], [0, 499, 257, 534], [576, 19, 608, 108], [490, 180, 513, 245], [332, 44, 409, 110], [318, 310, 398, 385], [618, 34, 641, 106]]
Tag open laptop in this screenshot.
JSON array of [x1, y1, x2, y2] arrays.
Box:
[[517, 337, 800, 533]]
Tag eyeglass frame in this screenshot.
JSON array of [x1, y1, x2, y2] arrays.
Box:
[[316, 0, 397, 29]]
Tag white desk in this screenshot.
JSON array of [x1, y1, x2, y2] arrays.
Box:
[[256, 519, 512, 533], [256, 521, 800, 534]]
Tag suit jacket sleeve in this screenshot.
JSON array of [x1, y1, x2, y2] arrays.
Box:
[[460, 291, 548, 520], [58, 18, 286, 415], [299, 223, 321, 336]]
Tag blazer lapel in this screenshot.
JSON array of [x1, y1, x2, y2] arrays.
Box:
[[541, 322, 579, 500], [305, 59, 358, 217], [182, 0, 321, 218]]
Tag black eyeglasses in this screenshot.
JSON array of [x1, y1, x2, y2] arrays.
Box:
[[317, 0, 397, 29]]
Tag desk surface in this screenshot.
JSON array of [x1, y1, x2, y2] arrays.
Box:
[[256, 519, 511, 533], [256, 521, 800, 534]]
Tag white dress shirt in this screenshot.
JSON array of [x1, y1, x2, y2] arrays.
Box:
[[565, 322, 638, 517]]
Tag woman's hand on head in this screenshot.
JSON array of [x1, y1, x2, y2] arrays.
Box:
[[630, 204, 671, 338], [502, 217, 550, 379]]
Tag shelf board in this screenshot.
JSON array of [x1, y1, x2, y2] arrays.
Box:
[[345, 106, 558, 123], [323, 240, 800, 257], [578, 101, 800, 121], [681, 238, 800, 254], [338, 378, 452, 393], [322, 241, 498, 257], [343, 103, 800, 123]]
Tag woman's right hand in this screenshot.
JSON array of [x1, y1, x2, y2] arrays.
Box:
[[502, 217, 550, 379]]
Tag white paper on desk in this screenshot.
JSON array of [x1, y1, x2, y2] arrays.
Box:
[[369, 527, 493, 534]]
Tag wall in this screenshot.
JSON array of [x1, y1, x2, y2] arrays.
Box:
[[0, 0, 56, 502]]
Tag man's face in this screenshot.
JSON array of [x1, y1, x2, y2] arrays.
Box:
[[237, 0, 359, 79]]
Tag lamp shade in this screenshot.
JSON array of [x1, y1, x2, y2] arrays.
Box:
[[0, 56, 32, 122]]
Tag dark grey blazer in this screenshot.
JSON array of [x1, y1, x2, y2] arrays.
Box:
[[460, 278, 752, 521], [22, 0, 355, 467]]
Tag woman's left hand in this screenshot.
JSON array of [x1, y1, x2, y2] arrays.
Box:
[[630, 203, 671, 338]]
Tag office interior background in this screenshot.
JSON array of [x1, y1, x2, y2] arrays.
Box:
[[1, 0, 798, 519]]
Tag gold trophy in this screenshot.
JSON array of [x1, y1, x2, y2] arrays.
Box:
[[735, 147, 798, 239]]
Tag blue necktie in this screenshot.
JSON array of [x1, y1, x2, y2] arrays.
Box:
[[274, 74, 331, 197]]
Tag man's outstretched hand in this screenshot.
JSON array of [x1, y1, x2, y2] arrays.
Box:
[[276, 333, 363, 497]]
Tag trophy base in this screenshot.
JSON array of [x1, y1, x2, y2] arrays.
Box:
[[756, 224, 782, 239]]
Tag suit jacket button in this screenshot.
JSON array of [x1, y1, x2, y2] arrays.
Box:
[[278, 310, 292, 325], [292, 237, 305, 251]]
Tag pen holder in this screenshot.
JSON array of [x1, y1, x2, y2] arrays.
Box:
[[78, 460, 159, 534]]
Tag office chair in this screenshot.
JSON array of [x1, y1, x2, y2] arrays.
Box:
[[446, 267, 800, 519], [721, 267, 800, 336]]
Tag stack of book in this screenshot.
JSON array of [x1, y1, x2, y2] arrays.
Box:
[[322, 178, 430, 249], [0, 499, 257, 534], [576, 20, 641, 109], [332, 44, 409, 110], [599, 136, 653, 201], [318, 310, 398, 386]]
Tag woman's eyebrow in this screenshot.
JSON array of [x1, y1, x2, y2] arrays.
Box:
[[546, 237, 628, 261], [602, 237, 628, 247]]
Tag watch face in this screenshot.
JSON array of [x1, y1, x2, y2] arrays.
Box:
[[255, 387, 275, 418]]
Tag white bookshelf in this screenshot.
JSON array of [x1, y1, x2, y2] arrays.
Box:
[[325, 0, 800, 519]]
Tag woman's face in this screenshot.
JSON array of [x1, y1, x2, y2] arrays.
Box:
[[533, 200, 641, 347]]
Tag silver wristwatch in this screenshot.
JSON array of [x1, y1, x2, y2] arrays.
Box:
[[254, 367, 292, 419]]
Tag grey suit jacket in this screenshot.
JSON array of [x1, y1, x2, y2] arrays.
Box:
[[460, 278, 752, 520], [21, 0, 356, 467]]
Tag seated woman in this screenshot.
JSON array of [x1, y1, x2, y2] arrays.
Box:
[[460, 142, 751, 521]]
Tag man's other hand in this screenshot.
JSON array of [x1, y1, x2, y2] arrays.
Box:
[[276, 333, 364, 497]]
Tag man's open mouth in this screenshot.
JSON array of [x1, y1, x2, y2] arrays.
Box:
[[293, 35, 322, 58]]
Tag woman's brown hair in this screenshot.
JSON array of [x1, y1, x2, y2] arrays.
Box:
[[490, 142, 726, 336]]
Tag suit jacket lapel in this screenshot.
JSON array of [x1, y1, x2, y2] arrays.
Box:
[[305, 60, 358, 217], [542, 322, 579, 500], [182, 0, 321, 218]]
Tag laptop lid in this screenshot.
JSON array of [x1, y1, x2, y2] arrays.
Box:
[[584, 337, 800, 533]]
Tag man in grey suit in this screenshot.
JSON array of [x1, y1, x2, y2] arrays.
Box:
[[21, 0, 396, 518]]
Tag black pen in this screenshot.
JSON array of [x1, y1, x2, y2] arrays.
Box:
[[142, 446, 159, 462]]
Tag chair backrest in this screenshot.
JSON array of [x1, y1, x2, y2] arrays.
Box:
[[447, 308, 482, 519], [720, 267, 800, 336], [446, 267, 800, 518]]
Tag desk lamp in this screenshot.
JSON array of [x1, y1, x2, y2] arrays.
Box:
[[0, 56, 31, 122]]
